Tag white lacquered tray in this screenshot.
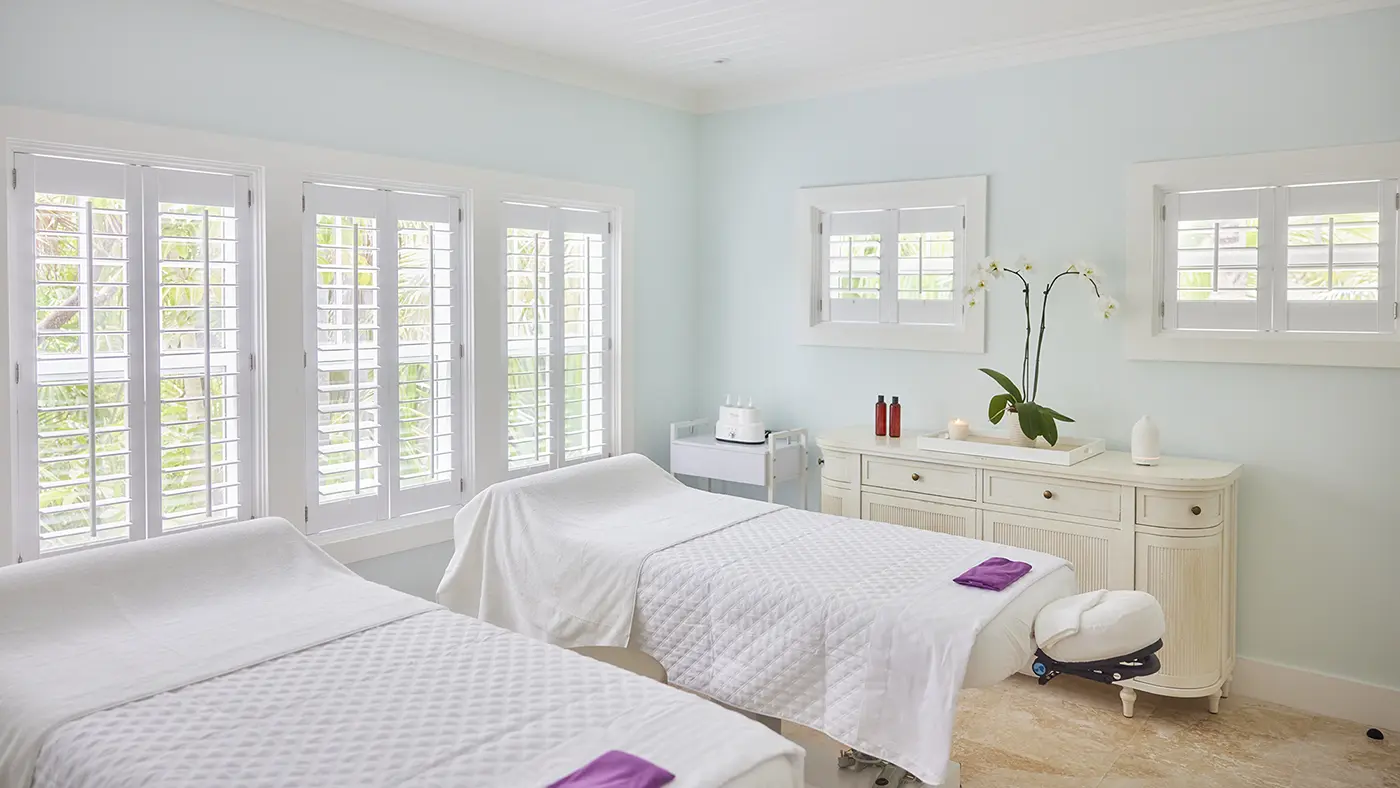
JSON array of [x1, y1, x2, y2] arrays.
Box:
[[916, 429, 1105, 466]]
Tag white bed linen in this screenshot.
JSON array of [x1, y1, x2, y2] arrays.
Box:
[[439, 454, 781, 647], [0, 517, 435, 788], [32, 610, 804, 788], [632, 508, 1071, 784]]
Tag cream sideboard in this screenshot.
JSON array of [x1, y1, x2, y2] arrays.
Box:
[[816, 426, 1241, 718]]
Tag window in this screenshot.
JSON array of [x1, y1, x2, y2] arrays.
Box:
[[1129, 144, 1400, 368], [1163, 181, 1396, 335], [797, 176, 986, 352], [304, 183, 465, 532], [502, 201, 611, 474], [10, 152, 257, 560]]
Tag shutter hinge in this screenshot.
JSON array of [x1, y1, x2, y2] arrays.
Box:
[[248, 189, 253, 208], [14, 363, 19, 384], [962, 215, 966, 229], [460, 479, 466, 493], [10, 168, 16, 189], [606, 336, 614, 351], [1395, 192, 1399, 210], [303, 350, 308, 369], [302, 195, 306, 212], [1160, 302, 1165, 318], [607, 221, 612, 234], [1161, 204, 1167, 221], [818, 221, 823, 235], [304, 505, 309, 523], [459, 207, 464, 223], [1394, 301, 1398, 320], [249, 353, 255, 371], [458, 342, 464, 359]]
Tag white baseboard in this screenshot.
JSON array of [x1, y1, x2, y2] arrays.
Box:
[[1233, 657, 1400, 731]]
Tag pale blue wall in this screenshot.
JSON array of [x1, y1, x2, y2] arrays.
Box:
[[696, 8, 1400, 689]]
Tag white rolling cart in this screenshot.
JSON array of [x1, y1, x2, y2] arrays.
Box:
[[669, 420, 809, 508]]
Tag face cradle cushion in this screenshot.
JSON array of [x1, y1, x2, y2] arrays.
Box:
[[1031, 590, 1167, 686]]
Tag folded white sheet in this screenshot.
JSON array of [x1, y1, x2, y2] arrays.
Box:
[[438, 454, 782, 647], [0, 517, 436, 788]]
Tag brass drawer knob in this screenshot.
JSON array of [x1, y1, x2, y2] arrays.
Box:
[[1191, 505, 1202, 516], [911, 473, 922, 482], [818, 458, 825, 466], [1043, 490, 1054, 499]]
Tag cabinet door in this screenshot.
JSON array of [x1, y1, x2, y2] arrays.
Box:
[[983, 509, 1122, 593], [820, 481, 860, 517], [862, 491, 978, 539], [1134, 530, 1224, 692]]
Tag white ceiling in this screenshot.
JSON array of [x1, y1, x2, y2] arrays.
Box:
[[224, 0, 1398, 111]]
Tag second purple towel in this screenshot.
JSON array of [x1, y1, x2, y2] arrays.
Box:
[[547, 750, 675, 788], [954, 556, 1032, 591]]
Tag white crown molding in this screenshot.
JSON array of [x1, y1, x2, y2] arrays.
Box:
[[215, 0, 704, 112], [699, 0, 1400, 112], [219, 0, 1398, 115]]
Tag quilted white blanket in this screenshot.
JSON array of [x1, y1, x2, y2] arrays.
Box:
[[438, 454, 781, 647], [32, 611, 805, 788], [631, 508, 1070, 784], [0, 517, 437, 788]]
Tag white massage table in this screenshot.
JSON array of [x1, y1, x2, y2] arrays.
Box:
[[0, 518, 804, 788], [439, 455, 1166, 786]]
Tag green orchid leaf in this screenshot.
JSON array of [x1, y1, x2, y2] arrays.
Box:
[[979, 368, 1023, 402], [1041, 406, 1076, 423], [1040, 409, 1059, 446], [1015, 401, 1043, 441], [988, 394, 1011, 424]]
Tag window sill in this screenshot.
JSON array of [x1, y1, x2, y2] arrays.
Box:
[[1125, 329, 1400, 368], [797, 319, 985, 353], [312, 507, 459, 565]]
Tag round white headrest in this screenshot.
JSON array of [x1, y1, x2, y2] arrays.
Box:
[[1034, 590, 1165, 664]]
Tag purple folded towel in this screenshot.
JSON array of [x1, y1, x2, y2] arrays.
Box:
[[547, 751, 676, 788], [954, 556, 1032, 591]]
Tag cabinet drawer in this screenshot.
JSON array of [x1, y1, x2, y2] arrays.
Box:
[[820, 450, 853, 484], [1136, 489, 1223, 529], [983, 471, 1121, 521], [862, 456, 977, 501], [863, 491, 979, 539]]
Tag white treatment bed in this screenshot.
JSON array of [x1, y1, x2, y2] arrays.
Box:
[[0, 518, 803, 788], [439, 455, 1165, 786]]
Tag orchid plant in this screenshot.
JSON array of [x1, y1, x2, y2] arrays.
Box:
[[964, 257, 1117, 446]]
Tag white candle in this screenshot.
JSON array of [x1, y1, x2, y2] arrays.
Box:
[[948, 418, 970, 441]]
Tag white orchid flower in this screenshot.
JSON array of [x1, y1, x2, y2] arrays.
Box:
[[1096, 295, 1119, 320], [1081, 264, 1096, 278], [982, 256, 1004, 279], [1013, 255, 1032, 273]]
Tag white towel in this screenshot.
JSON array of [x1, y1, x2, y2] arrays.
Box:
[[1033, 588, 1108, 650], [437, 454, 781, 647]]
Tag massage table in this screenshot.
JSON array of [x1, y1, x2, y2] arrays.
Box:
[[0, 518, 803, 788], [438, 455, 1166, 786]]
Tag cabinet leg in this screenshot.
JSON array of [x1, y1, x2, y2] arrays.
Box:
[[1220, 679, 1232, 699], [1208, 690, 1222, 714], [1119, 687, 1138, 718]]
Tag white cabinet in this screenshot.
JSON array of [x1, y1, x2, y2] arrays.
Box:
[[816, 426, 1240, 717]]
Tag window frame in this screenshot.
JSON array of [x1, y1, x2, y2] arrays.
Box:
[[301, 178, 469, 536], [6, 142, 266, 562], [1128, 143, 1400, 369], [795, 175, 987, 353]]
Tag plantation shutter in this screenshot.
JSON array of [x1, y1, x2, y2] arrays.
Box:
[[14, 154, 146, 559], [503, 202, 611, 474], [1164, 188, 1271, 332], [144, 167, 254, 533], [1278, 180, 1397, 334], [306, 184, 463, 532], [822, 210, 884, 323], [895, 205, 962, 326]]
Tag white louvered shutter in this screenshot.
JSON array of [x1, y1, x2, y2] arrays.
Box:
[[1278, 180, 1397, 334], [822, 210, 883, 323], [1164, 188, 1271, 332], [896, 206, 962, 326], [504, 202, 611, 474], [306, 184, 463, 532], [14, 154, 146, 559], [145, 168, 254, 533]]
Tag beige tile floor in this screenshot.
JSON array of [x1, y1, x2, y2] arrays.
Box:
[[788, 674, 1399, 788]]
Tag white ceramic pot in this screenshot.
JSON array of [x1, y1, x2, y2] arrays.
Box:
[[1004, 405, 1035, 447]]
